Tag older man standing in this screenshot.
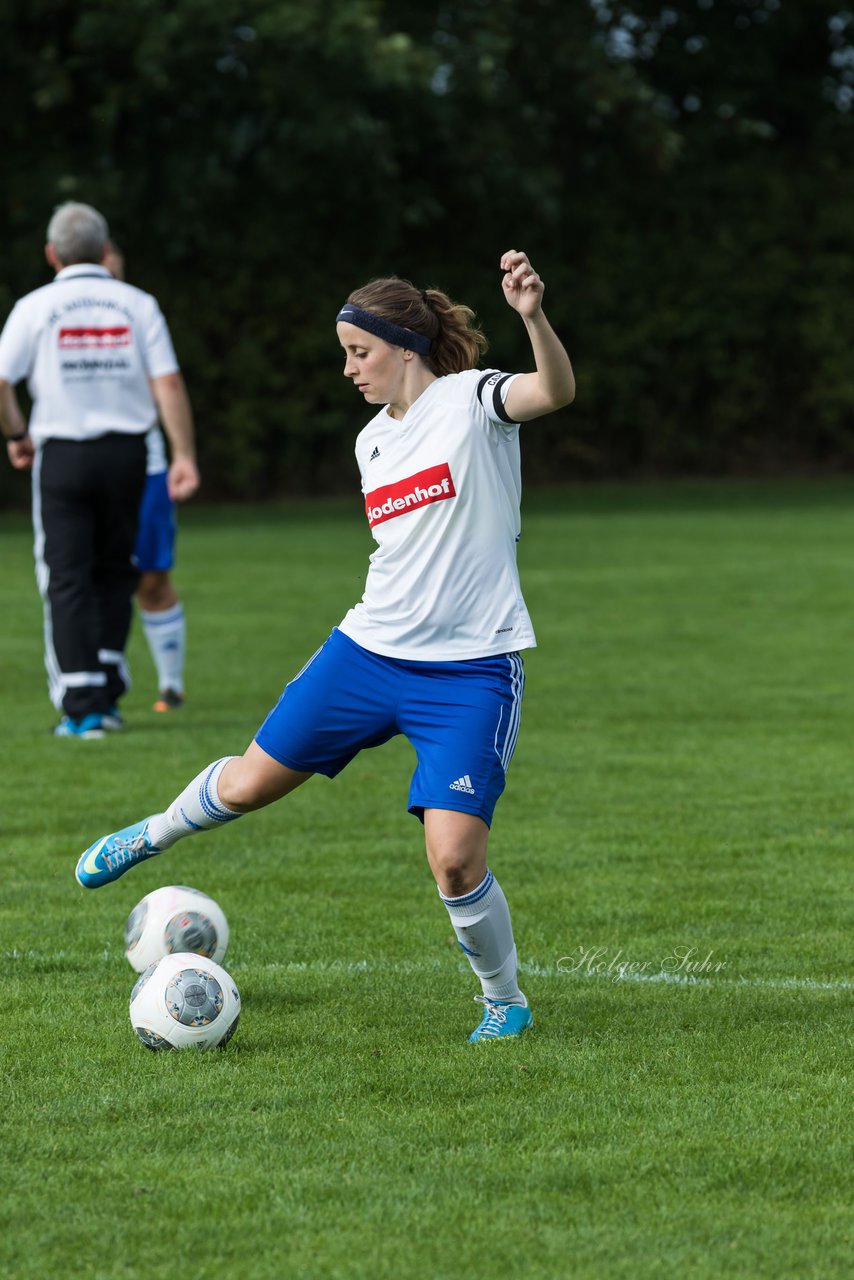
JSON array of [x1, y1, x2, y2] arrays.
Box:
[[0, 202, 199, 737]]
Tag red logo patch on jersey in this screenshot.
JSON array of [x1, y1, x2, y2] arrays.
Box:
[[58, 326, 131, 349], [365, 462, 456, 528]]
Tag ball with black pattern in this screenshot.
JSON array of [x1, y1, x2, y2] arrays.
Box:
[[129, 952, 241, 1051], [165, 967, 224, 1027], [164, 910, 217, 959], [124, 885, 229, 972]]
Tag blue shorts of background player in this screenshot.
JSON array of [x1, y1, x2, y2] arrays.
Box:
[[132, 471, 187, 712], [134, 471, 176, 572], [254, 628, 525, 826]]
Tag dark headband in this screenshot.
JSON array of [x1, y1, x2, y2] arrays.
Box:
[[336, 304, 432, 356]]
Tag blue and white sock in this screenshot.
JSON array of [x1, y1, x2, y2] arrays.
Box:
[[140, 602, 185, 693], [146, 758, 241, 848], [439, 869, 526, 1005]]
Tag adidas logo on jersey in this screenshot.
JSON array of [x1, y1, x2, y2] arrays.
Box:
[[369, 446, 380, 461], [449, 774, 476, 795]]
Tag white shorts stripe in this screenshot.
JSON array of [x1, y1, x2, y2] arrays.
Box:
[[502, 654, 524, 770], [493, 653, 525, 772], [287, 644, 324, 687]]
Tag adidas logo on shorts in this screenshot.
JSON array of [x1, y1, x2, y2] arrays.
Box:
[[449, 774, 476, 795]]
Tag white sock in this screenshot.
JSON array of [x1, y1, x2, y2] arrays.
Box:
[[439, 869, 525, 1005], [140, 602, 185, 693], [146, 758, 242, 848]]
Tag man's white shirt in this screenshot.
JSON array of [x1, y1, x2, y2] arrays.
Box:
[[338, 368, 537, 661], [0, 264, 179, 444]]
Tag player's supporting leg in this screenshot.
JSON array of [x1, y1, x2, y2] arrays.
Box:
[[137, 571, 186, 709], [75, 743, 311, 888], [424, 809, 532, 1042]]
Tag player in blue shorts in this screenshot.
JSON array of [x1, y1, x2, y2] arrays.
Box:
[[104, 244, 187, 713], [134, 426, 187, 712], [75, 249, 576, 1043]]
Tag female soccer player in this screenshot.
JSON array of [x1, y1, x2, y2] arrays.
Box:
[[76, 249, 575, 1042]]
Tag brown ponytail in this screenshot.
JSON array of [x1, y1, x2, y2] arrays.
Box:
[[346, 277, 488, 376]]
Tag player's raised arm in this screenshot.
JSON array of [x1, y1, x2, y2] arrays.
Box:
[[498, 250, 576, 423]]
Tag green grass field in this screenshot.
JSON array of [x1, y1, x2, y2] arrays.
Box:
[[0, 481, 850, 1280]]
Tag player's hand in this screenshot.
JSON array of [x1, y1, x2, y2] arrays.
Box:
[[500, 250, 544, 318], [6, 435, 34, 470], [168, 456, 200, 502]]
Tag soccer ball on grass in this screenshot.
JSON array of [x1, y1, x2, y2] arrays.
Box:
[[124, 884, 229, 972], [129, 952, 241, 1051]]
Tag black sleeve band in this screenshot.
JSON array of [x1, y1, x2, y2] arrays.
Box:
[[476, 371, 494, 404], [491, 374, 516, 424], [476, 371, 516, 424]]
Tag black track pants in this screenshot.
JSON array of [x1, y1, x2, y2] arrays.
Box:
[[33, 432, 146, 719]]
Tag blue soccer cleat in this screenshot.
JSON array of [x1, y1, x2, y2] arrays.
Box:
[[101, 706, 124, 731], [53, 714, 105, 739], [75, 818, 162, 889], [469, 996, 534, 1043]]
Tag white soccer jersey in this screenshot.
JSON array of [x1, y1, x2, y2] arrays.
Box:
[[0, 264, 179, 445], [338, 367, 537, 660]]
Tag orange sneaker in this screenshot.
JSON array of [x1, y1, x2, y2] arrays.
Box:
[[153, 689, 185, 713]]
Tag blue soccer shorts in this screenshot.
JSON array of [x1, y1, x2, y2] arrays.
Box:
[[254, 628, 525, 826], [133, 471, 176, 572]]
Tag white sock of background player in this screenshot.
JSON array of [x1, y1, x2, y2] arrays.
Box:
[[140, 601, 186, 694]]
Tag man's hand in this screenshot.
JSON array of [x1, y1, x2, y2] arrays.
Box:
[[0, 380, 32, 468], [6, 435, 34, 470], [167, 456, 200, 502]]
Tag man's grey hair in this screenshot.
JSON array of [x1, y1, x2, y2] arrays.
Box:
[[46, 202, 109, 266]]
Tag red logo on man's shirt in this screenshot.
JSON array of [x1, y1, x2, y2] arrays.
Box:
[[58, 327, 131, 349], [365, 463, 456, 528]]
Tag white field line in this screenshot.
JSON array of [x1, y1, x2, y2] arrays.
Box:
[[4, 950, 850, 992], [231, 957, 853, 993]]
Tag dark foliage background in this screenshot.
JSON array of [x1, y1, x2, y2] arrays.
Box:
[[1, 0, 853, 502]]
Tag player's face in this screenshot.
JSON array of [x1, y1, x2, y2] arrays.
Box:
[[337, 322, 406, 407]]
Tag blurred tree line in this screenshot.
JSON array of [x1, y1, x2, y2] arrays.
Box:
[[1, 0, 852, 501]]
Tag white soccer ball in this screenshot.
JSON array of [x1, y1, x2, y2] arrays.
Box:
[[129, 952, 241, 1051], [124, 884, 229, 973]]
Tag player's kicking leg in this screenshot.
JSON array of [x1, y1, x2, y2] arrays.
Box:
[[75, 743, 311, 888]]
